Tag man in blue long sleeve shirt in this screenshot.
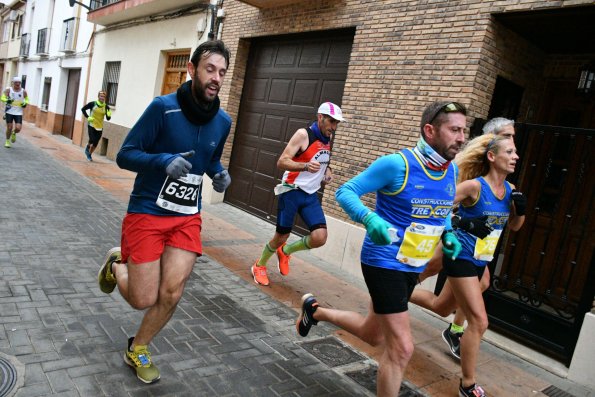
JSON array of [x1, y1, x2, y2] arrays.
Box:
[[295, 101, 467, 396], [97, 40, 233, 384]]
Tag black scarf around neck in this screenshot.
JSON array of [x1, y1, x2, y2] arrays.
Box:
[[176, 80, 220, 125]]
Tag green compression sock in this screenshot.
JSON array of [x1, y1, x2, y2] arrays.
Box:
[[257, 243, 276, 266], [283, 236, 311, 255]]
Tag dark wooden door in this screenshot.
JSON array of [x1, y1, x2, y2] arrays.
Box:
[[485, 82, 595, 364], [61, 69, 80, 139], [225, 29, 354, 232]]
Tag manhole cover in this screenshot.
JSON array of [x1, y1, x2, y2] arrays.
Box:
[[0, 356, 17, 397], [300, 336, 365, 367], [345, 366, 425, 396]]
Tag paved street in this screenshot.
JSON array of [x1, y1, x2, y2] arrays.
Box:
[[0, 125, 593, 397], [0, 133, 376, 396]]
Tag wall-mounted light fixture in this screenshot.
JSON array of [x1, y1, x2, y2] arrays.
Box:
[[577, 62, 594, 95], [68, 0, 91, 10]]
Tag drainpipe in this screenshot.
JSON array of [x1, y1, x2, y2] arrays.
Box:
[[207, 0, 217, 40], [80, 22, 96, 147]]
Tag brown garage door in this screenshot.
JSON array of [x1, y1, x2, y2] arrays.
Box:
[[226, 29, 354, 233]]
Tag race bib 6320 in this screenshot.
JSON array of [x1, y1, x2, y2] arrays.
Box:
[[156, 174, 203, 214]]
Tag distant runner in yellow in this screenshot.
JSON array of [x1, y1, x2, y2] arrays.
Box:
[[1, 76, 29, 148], [81, 90, 112, 161]]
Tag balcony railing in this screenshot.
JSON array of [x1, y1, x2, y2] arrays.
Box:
[[90, 0, 121, 10], [19, 33, 30, 57], [60, 17, 78, 53], [36, 28, 50, 55], [87, 0, 198, 27]]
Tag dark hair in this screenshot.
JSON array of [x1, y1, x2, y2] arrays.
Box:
[[420, 101, 467, 138], [190, 40, 230, 68]]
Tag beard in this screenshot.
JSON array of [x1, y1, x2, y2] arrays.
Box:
[[442, 145, 460, 161], [192, 72, 219, 106], [434, 134, 461, 161]]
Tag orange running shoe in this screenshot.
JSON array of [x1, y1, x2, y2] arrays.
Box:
[[277, 243, 291, 276], [251, 262, 270, 286]]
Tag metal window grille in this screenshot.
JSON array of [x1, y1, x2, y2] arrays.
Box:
[[90, 0, 121, 11], [41, 77, 51, 111], [17, 14, 23, 37], [36, 27, 50, 55], [60, 18, 78, 53], [19, 33, 29, 57], [2, 21, 10, 42], [102, 61, 120, 106]]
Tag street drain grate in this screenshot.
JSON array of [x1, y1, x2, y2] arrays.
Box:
[[300, 336, 366, 367], [344, 366, 426, 396], [0, 356, 17, 397], [541, 385, 576, 397]]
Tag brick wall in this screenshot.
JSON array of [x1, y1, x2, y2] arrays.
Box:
[[218, 0, 593, 222]]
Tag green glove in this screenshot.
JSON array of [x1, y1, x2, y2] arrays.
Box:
[[441, 231, 462, 260], [106, 109, 112, 118], [362, 212, 391, 245], [87, 116, 95, 124]]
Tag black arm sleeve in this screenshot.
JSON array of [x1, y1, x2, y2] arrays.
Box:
[[81, 102, 93, 118]]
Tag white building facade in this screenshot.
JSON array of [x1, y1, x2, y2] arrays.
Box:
[[18, 0, 95, 139], [83, 0, 215, 161]]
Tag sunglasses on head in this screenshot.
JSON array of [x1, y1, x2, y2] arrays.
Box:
[[484, 136, 500, 155], [429, 102, 466, 124]]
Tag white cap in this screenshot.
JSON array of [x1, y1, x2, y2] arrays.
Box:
[[317, 102, 345, 122], [12, 76, 21, 83]]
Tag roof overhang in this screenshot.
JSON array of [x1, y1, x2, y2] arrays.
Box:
[[493, 5, 595, 54]]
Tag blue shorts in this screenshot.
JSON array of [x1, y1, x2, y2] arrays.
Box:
[[276, 189, 326, 234]]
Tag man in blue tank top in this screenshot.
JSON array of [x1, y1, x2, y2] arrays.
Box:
[[294, 101, 468, 396]]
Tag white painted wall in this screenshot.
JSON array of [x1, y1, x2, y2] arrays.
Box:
[[87, 11, 209, 128], [18, 0, 94, 118], [568, 312, 595, 389]]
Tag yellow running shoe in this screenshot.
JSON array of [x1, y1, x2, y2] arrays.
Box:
[[124, 337, 160, 384], [4, 139, 10, 148], [97, 247, 120, 294], [10, 132, 16, 143]]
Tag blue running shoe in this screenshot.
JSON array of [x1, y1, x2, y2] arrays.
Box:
[[296, 293, 319, 337]]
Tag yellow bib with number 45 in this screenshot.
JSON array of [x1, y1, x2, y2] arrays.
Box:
[[397, 223, 444, 267]]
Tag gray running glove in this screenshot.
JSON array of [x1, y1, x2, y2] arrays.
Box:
[[212, 169, 231, 193], [165, 150, 194, 179]]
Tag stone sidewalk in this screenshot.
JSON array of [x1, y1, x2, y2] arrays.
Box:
[[0, 129, 375, 396], [0, 123, 592, 397]]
